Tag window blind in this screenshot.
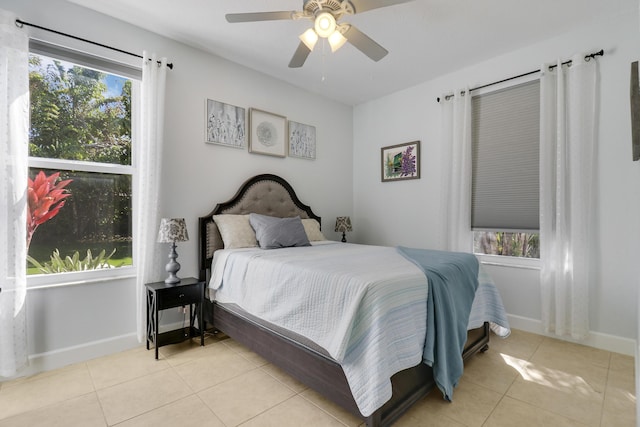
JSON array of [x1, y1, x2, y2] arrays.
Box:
[[29, 39, 142, 80], [471, 79, 540, 232]]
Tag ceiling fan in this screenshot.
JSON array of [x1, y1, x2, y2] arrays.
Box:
[[226, 0, 414, 68]]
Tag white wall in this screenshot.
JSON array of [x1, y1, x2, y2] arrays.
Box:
[[3, 0, 353, 377], [353, 9, 640, 354]]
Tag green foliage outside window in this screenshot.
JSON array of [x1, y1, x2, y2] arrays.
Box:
[[27, 53, 133, 274], [27, 248, 118, 274], [28, 54, 132, 165], [474, 231, 540, 259]]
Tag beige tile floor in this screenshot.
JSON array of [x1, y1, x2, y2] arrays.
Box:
[[0, 329, 635, 426]]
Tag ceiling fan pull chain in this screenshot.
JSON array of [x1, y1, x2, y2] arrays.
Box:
[[321, 39, 327, 82]]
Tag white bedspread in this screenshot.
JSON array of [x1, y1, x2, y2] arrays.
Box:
[[209, 242, 509, 417]]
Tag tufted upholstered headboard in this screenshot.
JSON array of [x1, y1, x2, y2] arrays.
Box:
[[198, 174, 321, 281]]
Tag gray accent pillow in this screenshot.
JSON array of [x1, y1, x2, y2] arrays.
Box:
[[249, 213, 311, 249]]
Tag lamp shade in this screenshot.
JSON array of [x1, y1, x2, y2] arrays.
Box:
[[335, 216, 352, 233], [328, 29, 347, 52], [157, 218, 189, 243], [299, 28, 319, 51]]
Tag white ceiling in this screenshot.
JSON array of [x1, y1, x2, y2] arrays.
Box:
[[68, 0, 635, 105]]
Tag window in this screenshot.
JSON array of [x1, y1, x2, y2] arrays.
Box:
[[27, 42, 139, 275], [471, 80, 540, 259]]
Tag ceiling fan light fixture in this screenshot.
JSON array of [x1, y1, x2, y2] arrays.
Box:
[[314, 11, 336, 38], [227, 0, 399, 68], [299, 28, 319, 50], [328, 29, 347, 52]]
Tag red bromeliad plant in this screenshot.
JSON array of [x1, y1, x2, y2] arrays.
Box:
[[27, 171, 72, 249]]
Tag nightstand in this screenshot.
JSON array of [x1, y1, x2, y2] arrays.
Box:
[[145, 277, 205, 359]]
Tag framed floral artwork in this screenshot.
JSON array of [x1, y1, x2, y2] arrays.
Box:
[[249, 108, 287, 157], [381, 141, 420, 182]]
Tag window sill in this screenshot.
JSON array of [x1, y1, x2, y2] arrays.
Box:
[[475, 253, 540, 270], [27, 267, 136, 290]]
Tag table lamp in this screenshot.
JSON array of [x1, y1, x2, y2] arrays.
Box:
[[335, 216, 352, 243], [157, 218, 189, 284]]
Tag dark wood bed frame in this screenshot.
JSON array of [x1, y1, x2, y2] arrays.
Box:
[[198, 173, 490, 427]]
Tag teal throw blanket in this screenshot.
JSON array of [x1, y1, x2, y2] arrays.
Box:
[[397, 246, 479, 401]]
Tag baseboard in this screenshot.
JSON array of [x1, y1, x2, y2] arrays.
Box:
[[4, 317, 634, 382], [5, 333, 140, 381], [507, 314, 636, 356], [2, 319, 194, 381]]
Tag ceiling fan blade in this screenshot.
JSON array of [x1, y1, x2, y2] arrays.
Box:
[[348, 0, 414, 14], [226, 11, 295, 23], [288, 42, 312, 68], [343, 25, 388, 62]]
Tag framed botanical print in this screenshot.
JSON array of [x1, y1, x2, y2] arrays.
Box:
[[381, 141, 420, 182]]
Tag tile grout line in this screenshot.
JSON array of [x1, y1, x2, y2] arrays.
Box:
[[479, 394, 505, 427], [0, 362, 96, 423], [597, 352, 613, 427], [480, 334, 548, 426], [192, 392, 227, 426], [98, 359, 190, 426], [297, 391, 355, 427], [83, 361, 111, 427], [227, 360, 354, 427], [235, 394, 301, 427], [479, 361, 523, 427], [502, 334, 611, 427]]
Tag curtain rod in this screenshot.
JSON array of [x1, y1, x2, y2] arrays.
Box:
[[436, 49, 604, 102], [15, 19, 174, 70]]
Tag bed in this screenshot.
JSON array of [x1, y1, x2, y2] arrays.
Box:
[[198, 173, 507, 427]]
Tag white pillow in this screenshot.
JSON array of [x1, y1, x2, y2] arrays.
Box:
[[301, 218, 326, 241], [212, 214, 258, 249]]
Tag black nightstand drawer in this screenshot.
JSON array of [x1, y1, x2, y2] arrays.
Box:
[[156, 283, 201, 308]]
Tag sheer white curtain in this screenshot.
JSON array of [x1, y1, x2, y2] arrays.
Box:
[[440, 88, 473, 252], [135, 52, 167, 342], [0, 9, 29, 377], [540, 54, 598, 339]]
